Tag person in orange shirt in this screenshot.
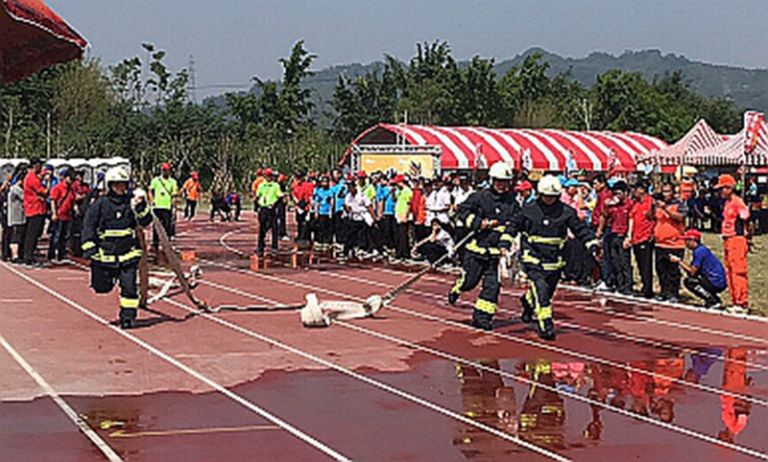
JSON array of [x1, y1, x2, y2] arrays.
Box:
[[250, 169, 265, 212], [182, 172, 202, 220], [716, 174, 751, 312], [653, 182, 688, 302]]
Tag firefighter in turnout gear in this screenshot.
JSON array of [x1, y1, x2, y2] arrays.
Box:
[[506, 175, 600, 340], [448, 162, 520, 330], [82, 167, 152, 329]]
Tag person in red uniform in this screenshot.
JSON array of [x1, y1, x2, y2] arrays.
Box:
[[48, 170, 76, 262], [716, 174, 751, 312], [626, 181, 656, 298], [604, 180, 632, 294], [292, 171, 314, 243], [653, 182, 687, 302], [22, 158, 50, 266]]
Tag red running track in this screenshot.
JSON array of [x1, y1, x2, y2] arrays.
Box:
[[0, 215, 766, 461]]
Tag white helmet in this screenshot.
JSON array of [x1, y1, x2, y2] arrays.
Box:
[[488, 162, 514, 181], [105, 166, 130, 185], [537, 175, 563, 196]]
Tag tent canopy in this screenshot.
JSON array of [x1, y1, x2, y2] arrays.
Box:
[[0, 0, 87, 84], [643, 112, 768, 167], [346, 124, 667, 172]]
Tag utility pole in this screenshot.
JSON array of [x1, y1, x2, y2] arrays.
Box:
[[188, 54, 197, 103]]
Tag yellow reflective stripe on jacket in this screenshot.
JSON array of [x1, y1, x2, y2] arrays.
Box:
[[466, 240, 500, 256], [99, 229, 134, 239], [136, 206, 150, 218], [119, 297, 140, 309], [474, 298, 498, 314], [500, 233, 514, 244], [82, 241, 96, 251], [465, 213, 475, 228], [521, 250, 540, 265], [522, 250, 564, 270], [118, 249, 143, 262], [93, 248, 142, 263], [584, 239, 599, 249], [525, 234, 566, 246], [492, 225, 506, 233]]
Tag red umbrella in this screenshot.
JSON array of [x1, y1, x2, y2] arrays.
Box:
[[0, 0, 87, 84]]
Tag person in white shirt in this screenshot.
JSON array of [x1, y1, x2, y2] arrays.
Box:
[[343, 181, 374, 259], [426, 178, 453, 233], [413, 219, 455, 265]]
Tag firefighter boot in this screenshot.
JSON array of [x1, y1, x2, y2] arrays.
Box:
[[471, 309, 493, 331], [520, 294, 534, 323], [535, 317, 556, 341]]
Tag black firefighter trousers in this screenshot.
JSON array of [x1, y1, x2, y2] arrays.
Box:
[[91, 262, 140, 322], [451, 253, 500, 318], [521, 264, 561, 332]]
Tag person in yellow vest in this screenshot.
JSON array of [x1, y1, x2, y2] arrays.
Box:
[[255, 169, 283, 255], [148, 162, 178, 251]]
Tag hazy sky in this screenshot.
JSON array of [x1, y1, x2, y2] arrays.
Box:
[[47, 0, 768, 99]]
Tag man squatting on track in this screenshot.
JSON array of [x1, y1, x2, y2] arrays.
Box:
[[449, 167, 601, 341], [81, 167, 152, 329]]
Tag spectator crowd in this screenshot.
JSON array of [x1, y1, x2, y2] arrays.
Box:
[[2, 158, 765, 315]]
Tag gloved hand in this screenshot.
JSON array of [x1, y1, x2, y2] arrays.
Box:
[[83, 246, 98, 260]]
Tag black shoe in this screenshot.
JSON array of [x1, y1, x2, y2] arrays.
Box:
[[520, 295, 533, 323], [471, 309, 493, 331], [119, 318, 135, 330], [535, 318, 556, 341], [448, 292, 459, 306]]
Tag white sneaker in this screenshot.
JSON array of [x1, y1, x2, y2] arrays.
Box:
[[594, 282, 610, 292], [726, 305, 748, 315]]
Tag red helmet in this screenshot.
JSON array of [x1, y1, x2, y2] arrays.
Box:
[[161, 162, 171, 171], [278, 174, 287, 183], [263, 168, 273, 177], [392, 174, 405, 184], [357, 170, 367, 178], [191, 171, 199, 179], [256, 168, 264, 176]]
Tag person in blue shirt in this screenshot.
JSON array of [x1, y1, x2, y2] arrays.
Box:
[[670, 228, 727, 309], [330, 170, 347, 251], [374, 175, 397, 257], [312, 175, 335, 252]]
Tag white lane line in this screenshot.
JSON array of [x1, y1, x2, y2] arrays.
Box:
[[306, 268, 768, 373], [0, 298, 33, 303], [202, 261, 768, 409], [158, 297, 571, 462], [196, 274, 768, 461], [0, 333, 123, 462], [0, 261, 351, 462]]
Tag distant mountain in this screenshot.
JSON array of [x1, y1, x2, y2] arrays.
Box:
[[205, 48, 768, 122], [496, 48, 768, 112]]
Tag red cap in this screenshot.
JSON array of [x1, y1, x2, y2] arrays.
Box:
[[191, 171, 199, 179], [263, 168, 273, 177], [514, 180, 533, 192], [278, 174, 287, 182], [256, 168, 263, 176], [683, 229, 702, 241], [715, 174, 736, 189], [392, 174, 405, 184], [357, 170, 367, 178], [161, 162, 171, 171]]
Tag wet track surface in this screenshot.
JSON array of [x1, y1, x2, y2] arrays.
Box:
[[1, 215, 766, 461]]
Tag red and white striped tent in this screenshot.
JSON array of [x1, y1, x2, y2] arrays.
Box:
[[642, 112, 768, 167], [345, 124, 667, 172]]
